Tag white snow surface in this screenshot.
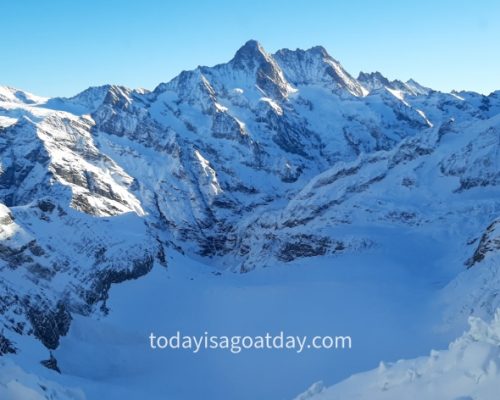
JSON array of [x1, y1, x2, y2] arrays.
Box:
[[295, 309, 500, 400], [0, 358, 84, 400]]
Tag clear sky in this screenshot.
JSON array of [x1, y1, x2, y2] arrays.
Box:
[[1, 0, 498, 97]]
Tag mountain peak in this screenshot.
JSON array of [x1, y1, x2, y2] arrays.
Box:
[[308, 45, 330, 58], [231, 39, 268, 70], [357, 72, 431, 97], [43, 84, 135, 115], [274, 46, 367, 97], [357, 71, 392, 91], [238, 39, 262, 52], [0, 86, 46, 104], [405, 78, 432, 95], [224, 40, 294, 100]]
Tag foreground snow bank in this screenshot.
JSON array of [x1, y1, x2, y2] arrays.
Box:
[[0, 358, 85, 400], [296, 309, 500, 400]]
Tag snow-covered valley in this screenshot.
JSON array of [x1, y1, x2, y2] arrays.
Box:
[[2, 243, 453, 400]]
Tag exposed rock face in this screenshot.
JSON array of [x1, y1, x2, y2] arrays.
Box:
[[0, 40, 499, 353], [0, 334, 15, 355], [467, 219, 500, 267], [277, 234, 338, 262], [0, 201, 158, 355], [229, 39, 293, 101], [41, 353, 61, 373], [275, 46, 366, 96]]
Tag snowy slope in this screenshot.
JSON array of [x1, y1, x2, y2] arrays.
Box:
[[295, 310, 500, 400], [0, 358, 84, 400]]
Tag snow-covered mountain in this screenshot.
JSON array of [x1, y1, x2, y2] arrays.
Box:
[[0, 40, 499, 399]]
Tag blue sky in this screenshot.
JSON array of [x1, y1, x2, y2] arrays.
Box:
[[1, 0, 498, 97]]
